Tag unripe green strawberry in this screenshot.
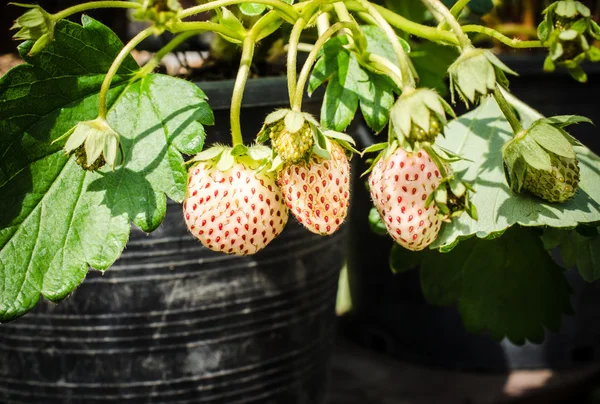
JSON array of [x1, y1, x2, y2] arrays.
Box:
[[369, 147, 442, 251], [278, 141, 350, 235], [184, 160, 289, 255], [270, 121, 314, 164], [410, 115, 443, 142], [523, 154, 580, 203]]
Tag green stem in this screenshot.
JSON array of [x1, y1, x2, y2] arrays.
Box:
[[365, 53, 404, 88], [438, 0, 470, 29], [286, 0, 326, 106], [292, 21, 356, 111], [135, 31, 197, 78], [462, 25, 546, 48], [316, 12, 331, 36], [230, 36, 256, 146], [356, 0, 414, 89], [288, 19, 307, 106], [345, 1, 459, 45], [53, 0, 140, 20], [98, 26, 154, 119], [493, 85, 524, 134], [180, 0, 298, 21], [170, 21, 244, 41], [420, 0, 472, 49]]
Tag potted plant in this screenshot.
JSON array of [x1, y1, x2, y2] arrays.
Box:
[[1, 0, 600, 402], [343, 0, 600, 372]]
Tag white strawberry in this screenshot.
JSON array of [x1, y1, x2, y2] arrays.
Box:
[[369, 147, 442, 251], [183, 160, 288, 255], [278, 141, 350, 235]]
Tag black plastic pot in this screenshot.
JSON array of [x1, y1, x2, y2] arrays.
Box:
[[344, 59, 600, 372], [0, 77, 346, 403]]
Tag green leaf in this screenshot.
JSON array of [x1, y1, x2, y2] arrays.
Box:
[[309, 28, 397, 133], [368, 206, 388, 236], [410, 42, 459, 96], [384, 0, 427, 25], [421, 226, 573, 344], [541, 227, 600, 282], [0, 17, 213, 322], [389, 243, 422, 274], [239, 2, 267, 16], [431, 98, 600, 250], [320, 51, 361, 131]]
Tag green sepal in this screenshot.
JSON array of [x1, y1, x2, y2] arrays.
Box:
[[544, 55, 556, 72], [216, 148, 235, 171], [539, 115, 594, 127], [311, 124, 332, 160], [368, 206, 388, 236], [538, 20, 551, 42], [247, 144, 272, 161], [390, 88, 451, 144], [284, 110, 306, 134], [568, 65, 587, 83], [516, 135, 552, 171], [361, 142, 388, 156], [528, 121, 576, 159], [61, 117, 124, 171], [502, 141, 527, 193], [448, 48, 516, 107], [216, 7, 245, 43], [265, 108, 290, 125], [186, 144, 226, 166]]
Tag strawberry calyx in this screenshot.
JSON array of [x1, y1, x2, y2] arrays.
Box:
[[187, 143, 273, 173], [259, 108, 358, 172], [420, 143, 478, 221], [10, 2, 55, 56], [389, 88, 455, 147], [502, 115, 591, 202], [448, 48, 517, 107]]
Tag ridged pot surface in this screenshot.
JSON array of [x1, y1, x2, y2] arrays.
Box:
[[0, 77, 346, 403]]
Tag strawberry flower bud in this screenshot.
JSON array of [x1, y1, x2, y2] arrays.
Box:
[[502, 116, 592, 203], [448, 48, 517, 107], [390, 88, 455, 147], [10, 3, 55, 56], [59, 118, 124, 171]]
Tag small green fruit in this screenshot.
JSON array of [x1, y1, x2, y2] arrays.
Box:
[[270, 121, 314, 164], [523, 155, 580, 203]]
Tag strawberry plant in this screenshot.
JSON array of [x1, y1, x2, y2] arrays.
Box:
[[1, 0, 600, 344]]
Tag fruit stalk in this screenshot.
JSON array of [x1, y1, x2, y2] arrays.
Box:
[[420, 0, 473, 49], [293, 21, 358, 111], [180, 0, 299, 21], [230, 35, 256, 146], [344, 1, 459, 45], [52, 1, 141, 21], [356, 0, 416, 89], [493, 86, 524, 134], [98, 26, 154, 120]]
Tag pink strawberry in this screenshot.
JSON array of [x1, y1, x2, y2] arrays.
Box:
[[183, 161, 288, 255], [278, 142, 350, 235], [369, 147, 442, 251]]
